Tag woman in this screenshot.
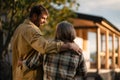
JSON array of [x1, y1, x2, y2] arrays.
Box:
[[43, 21, 87, 80]]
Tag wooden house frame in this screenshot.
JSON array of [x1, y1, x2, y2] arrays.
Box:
[[70, 13, 120, 72]]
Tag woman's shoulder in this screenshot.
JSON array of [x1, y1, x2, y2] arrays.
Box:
[[59, 50, 81, 56]]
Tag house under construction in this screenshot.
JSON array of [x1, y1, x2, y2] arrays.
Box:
[[70, 13, 120, 80]]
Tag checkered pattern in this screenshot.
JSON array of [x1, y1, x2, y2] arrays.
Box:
[[43, 50, 87, 80]]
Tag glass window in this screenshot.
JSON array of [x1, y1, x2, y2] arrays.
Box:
[[88, 32, 97, 68]]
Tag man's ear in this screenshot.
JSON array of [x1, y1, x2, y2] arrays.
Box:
[[32, 14, 37, 20]]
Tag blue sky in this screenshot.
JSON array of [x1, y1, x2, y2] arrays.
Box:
[[74, 0, 120, 30]]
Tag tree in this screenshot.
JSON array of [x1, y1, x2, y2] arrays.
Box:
[[0, 0, 79, 60], [0, 0, 80, 79]]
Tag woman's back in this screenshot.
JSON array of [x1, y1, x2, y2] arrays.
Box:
[[43, 50, 86, 80], [43, 21, 87, 80]]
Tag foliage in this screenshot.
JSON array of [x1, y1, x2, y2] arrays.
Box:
[[0, 0, 79, 59]]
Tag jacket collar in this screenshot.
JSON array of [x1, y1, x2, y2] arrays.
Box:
[[24, 18, 44, 35]]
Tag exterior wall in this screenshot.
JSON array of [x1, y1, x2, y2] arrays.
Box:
[[74, 29, 90, 69]]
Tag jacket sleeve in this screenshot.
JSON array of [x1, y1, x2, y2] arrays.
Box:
[[22, 26, 63, 54], [75, 54, 87, 79]]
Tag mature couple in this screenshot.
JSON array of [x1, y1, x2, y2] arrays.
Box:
[[12, 4, 87, 80]]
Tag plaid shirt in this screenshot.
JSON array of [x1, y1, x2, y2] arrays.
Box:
[[43, 50, 87, 80]]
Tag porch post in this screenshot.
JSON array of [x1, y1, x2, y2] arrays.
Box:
[[105, 30, 109, 69], [118, 37, 120, 68], [97, 28, 101, 72], [112, 34, 115, 69]]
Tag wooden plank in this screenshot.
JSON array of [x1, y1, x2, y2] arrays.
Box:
[[118, 37, 120, 68], [105, 30, 109, 69], [83, 30, 88, 51], [101, 21, 120, 36], [112, 34, 115, 69], [97, 28, 101, 71]]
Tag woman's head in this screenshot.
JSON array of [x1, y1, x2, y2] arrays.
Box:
[[55, 21, 76, 42]]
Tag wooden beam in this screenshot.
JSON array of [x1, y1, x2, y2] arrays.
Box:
[[74, 26, 97, 29], [83, 30, 88, 51], [97, 28, 101, 72], [112, 34, 115, 69], [105, 30, 109, 69], [96, 23, 112, 35], [101, 21, 120, 36], [76, 29, 82, 37], [118, 37, 120, 68], [69, 18, 96, 27]]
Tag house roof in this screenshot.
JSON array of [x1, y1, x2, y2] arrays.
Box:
[[69, 12, 120, 35], [75, 13, 120, 32]]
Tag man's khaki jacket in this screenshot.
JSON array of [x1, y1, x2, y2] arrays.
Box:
[[12, 19, 63, 80]]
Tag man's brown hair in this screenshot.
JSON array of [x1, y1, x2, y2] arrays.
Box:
[[29, 5, 49, 17]]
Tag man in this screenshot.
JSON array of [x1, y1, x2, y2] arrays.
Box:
[[12, 5, 82, 80]]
